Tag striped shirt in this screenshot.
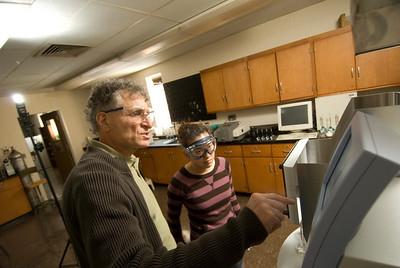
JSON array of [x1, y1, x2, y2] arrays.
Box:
[[167, 157, 241, 242]]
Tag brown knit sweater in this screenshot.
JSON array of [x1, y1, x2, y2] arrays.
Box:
[[62, 146, 268, 268]]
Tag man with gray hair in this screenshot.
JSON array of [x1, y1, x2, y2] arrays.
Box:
[[62, 78, 294, 268]]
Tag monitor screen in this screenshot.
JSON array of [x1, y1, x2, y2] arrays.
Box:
[[277, 101, 313, 131], [301, 112, 400, 268]]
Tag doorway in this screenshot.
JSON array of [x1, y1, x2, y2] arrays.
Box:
[[40, 111, 75, 183]]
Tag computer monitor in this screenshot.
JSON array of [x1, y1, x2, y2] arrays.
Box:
[[301, 111, 400, 268], [277, 101, 313, 132]]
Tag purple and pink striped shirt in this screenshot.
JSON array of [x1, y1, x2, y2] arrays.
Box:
[[167, 157, 241, 242]]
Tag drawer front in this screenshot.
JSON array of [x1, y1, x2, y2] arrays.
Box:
[[134, 148, 153, 158], [272, 143, 294, 157], [242, 144, 272, 157], [216, 145, 242, 157]]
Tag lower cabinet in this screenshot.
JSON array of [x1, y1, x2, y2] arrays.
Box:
[[135, 147, 186, 185], [135, 148, 158, 182], [271, 143, 295, 195], [244, 157, 276, 193], [0, 176, 32, 224], [216, 145, 248, 193]]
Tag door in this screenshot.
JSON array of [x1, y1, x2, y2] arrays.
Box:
[[276, 42, 316, 101], [200, 68, 227, 112], [356, 45, 400, 89], [40, 111, 75, 182], [244, 157, 276, 193], [248, 52, 280, 105], [314, 30, 356, 95], [222, 59, 253, 109]]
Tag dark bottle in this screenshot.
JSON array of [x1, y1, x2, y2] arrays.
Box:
[[3, 158, 16, 177]]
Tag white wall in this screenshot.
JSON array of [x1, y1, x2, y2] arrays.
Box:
[[0, 89, 91, 166], [0, 0, 351, 165], [129, 0, 351, 127]]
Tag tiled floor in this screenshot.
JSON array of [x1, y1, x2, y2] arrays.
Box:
[[0, 184, 298, 268]]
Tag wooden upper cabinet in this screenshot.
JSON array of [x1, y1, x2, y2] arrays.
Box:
[[222, 59, 253, 110], [356, 45, 400, 90], [201, 59, 252, 113], [247, 52, 280, 105], [314, 30, 356, 95], [276, 42, 316, 101], [200, 68, 227, 112]]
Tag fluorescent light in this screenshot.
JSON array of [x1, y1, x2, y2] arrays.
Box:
[[0, 1, 70, 39], [0, 32, 8, 49], [0, 0, 35, 4]]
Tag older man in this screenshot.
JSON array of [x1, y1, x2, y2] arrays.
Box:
[[62, 79, 294, 268]]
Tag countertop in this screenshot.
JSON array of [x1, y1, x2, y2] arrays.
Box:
[[149, 135, 322, 148]]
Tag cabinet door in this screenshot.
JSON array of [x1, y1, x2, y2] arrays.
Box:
[[139, 157, 158, 181], [271, 143, 294, 158], [0, 177, 32, 224], [226, 157, 248, 193], [200, 68, 227, 112], [244, 158, 276, 193], [314, 31, 356, 95], [135, 149, 157, 181], [151, 147, 187, 184], [276, 42, 315, 101], [356, 46, 400, 89], [248, 52, 280, 105], [242, 144, 272, 157], [216, 145, 243, 157], [273, 157, 286, 196], [222, 60, 253, 110]]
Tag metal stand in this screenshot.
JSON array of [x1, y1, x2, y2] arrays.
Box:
[[17, 104, 78, 268]]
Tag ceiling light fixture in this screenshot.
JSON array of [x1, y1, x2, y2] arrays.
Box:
[[0, 32, 8, 49], [0, 0, 35, 4]]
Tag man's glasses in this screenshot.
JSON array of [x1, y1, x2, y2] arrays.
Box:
[[102, 107, 155, 122]]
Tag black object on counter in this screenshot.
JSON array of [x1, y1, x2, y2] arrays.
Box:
[[249, 124, 278, 142]]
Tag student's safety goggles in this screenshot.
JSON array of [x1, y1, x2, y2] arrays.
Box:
[[185, 135, 216, 160]]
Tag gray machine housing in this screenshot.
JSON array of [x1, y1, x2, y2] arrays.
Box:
[[301, 111, 400, 268]]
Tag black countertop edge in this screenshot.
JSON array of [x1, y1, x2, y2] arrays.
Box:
[[148, 137, 311, 148]]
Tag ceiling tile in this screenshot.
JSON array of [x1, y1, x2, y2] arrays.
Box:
[[0, 49, 32, 75], [48, 1, 147, 46], [153, 0, 226, 22], [98, 0, 172, 13], [92, 15, 177, 54]]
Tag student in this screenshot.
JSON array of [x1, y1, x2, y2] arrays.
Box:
[[62, 78, 294, 268], [167, 123, 243, 267]]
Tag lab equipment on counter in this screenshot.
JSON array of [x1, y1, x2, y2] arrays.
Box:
[[213, 121, 249, 142]]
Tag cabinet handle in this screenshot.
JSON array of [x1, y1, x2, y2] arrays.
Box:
[[279, 81, 283, 92], [351, 67, 354, 78], [224, 150, 233, 154], [357, 66, 361, 78], [221, 96, 225, 103], [251, 150, 261, 153], [269, 162, 273, 173], [275, 82, 279, 92]]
